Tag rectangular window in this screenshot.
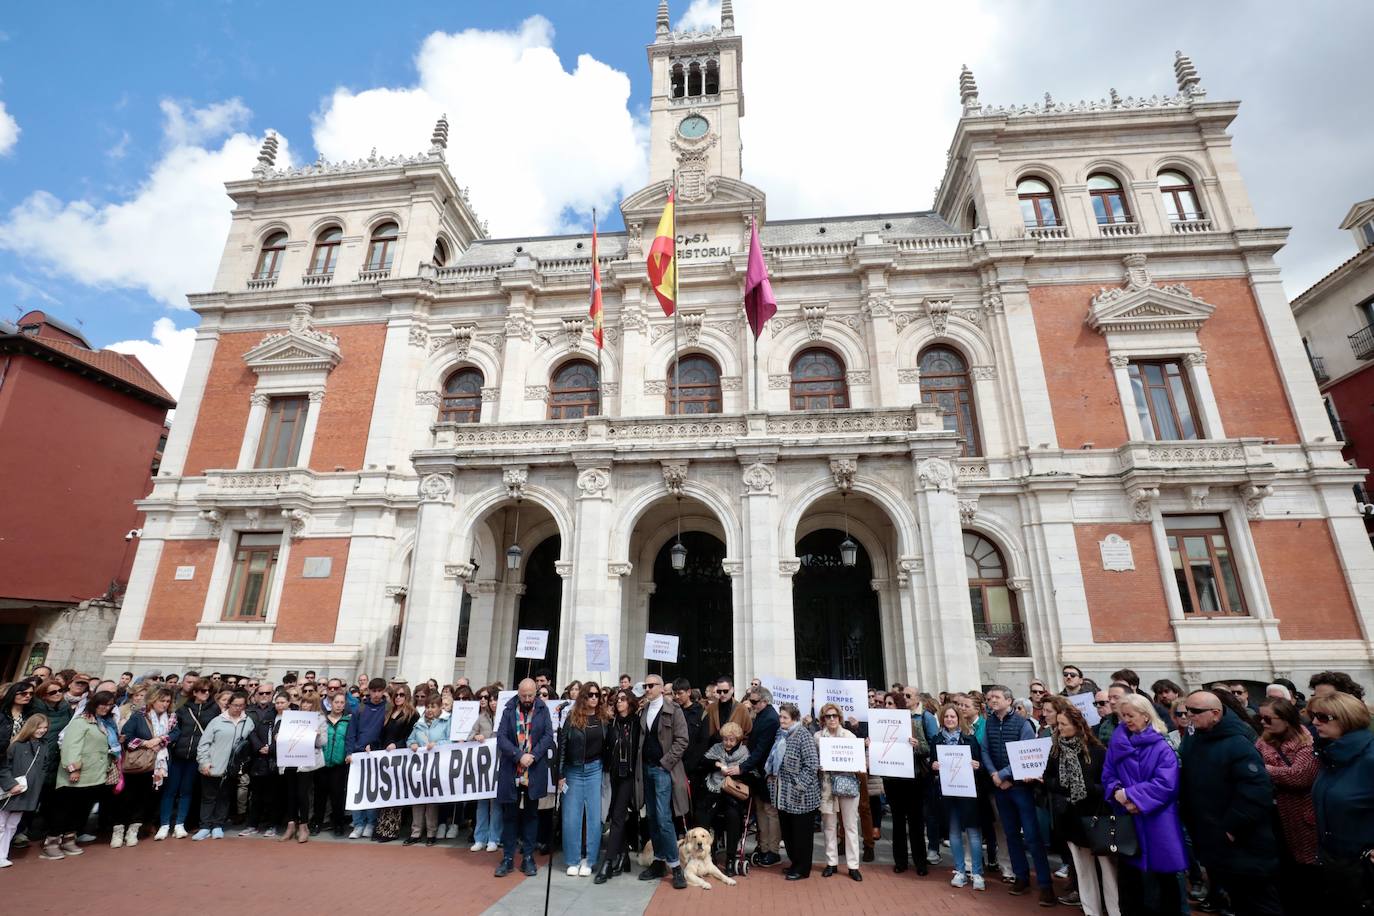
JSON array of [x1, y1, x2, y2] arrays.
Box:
[[1127, 359, 1200, 440], [255, 396, 309, 468], [1165, 515, 1246, 617], [1362, 221, 1374, 247], [222, 533, 280, 620]]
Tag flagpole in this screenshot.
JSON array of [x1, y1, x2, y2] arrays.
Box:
[[592, 207, 602, 418], [671, 171, 681, 419], [751, 215, 760, 412]]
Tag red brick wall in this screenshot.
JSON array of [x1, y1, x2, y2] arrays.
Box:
[[1029, 278, 1298, 449], [182, 324, 387, 476], [1074, 524, 1174, 642], [141, 539, 220, 640], [272, 538, 350, 643], [1250, 520, 1361, 639]]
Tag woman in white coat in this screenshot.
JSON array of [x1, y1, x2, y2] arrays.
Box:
[[816, 702, 863, 881]]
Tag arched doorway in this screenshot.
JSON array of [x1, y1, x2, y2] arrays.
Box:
[[515, 535, 562, 682], [646, 531, 732, 689], [793, 528, 885, 687]]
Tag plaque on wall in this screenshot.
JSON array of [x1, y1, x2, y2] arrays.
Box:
[[302, 557, 332, 578], [1098, 534, 1135, 572], [174, 566, 195, 580]]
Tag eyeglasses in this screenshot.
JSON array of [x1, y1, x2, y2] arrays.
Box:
[[255, 690, 270, 696], [1257, 715, 1275, 725], [1173, 710, 1189, 718], [477, 695, 490, 701], [1184, 706, 1216, 716], [716, 689, 730, 695], [586, 692, 600, 699], [822, 713, 839, 719], [1093, 700, 1110, 707], [645, 682, 662, 689], [1062, 672, 1080, 679], [44, 689, 62, 696], [1310, 712, 1335, 725], [1230, 689, 1246, 697]]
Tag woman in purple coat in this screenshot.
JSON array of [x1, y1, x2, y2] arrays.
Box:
[[1101, 695, 1186, 916]]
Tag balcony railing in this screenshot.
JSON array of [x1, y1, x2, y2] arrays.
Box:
[[357, 267, 392, 282], [246, 274, 278, 290], [1026, 225, 1070, 240], [1098, 222, 1140, 238], [1350, 324, 1374, 361], [973, 621, 1028, 658], [301, 271, 334, 287], [1309, 354, 1330, 383], [1170, 217, 1214, 234]]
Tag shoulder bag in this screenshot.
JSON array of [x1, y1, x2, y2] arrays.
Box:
[[1080, 809, 1138, 857]]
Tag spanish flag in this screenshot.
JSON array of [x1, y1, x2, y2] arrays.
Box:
[[646, 188, 676, 316], [588, 216, 604, 349]]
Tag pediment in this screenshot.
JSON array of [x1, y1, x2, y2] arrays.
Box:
[[1088, 285, 1215, 333], [243, 324, 342, 375], [620, 176, 768, 223]]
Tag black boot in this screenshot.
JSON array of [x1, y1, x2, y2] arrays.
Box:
[[594, 859, 613, 884], [617, 851, 633, 874]]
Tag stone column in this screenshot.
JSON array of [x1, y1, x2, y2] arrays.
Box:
[[618, 291, 650, 417], [986, 270, 1059, 450], [911, 456, 978, 688], [237, 393, 271, 468], [398, 472, 460, 685], [362, 316, 430, 469], [460, 578, 500, 687], [1018, 479, 1092, 666], [496, 285, 535, 422], [333, 505, 399, 674], [862, 291, 901, 405], [563, 464, 617, 680], [159, 327, 220, 476], [737, 454, 791, 678]]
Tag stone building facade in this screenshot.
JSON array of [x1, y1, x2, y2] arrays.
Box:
[[106, 4, 1374, 694]]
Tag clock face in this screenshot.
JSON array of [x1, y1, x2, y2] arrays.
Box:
[[678, 115, 709, 139]]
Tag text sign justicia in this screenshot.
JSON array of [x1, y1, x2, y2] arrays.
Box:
[[345, 741, 498, 811]]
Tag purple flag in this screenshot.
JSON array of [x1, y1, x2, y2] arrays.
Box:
[[743, 217, 776, 339]]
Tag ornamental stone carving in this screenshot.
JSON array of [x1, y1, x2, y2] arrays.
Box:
[[1186, 485, 1210, 510], [861, 295, 893, 320], [608, 561, 633, 578], [802, 303, 828, 340], [480, 386, 499, 402], [1130, 486, 1160, 521], [720, 375, 742, 391], [408, 325, 429, 349], [243, 508, 262, 530], [504, 315, 533, 340], [898, 368, 921, 384], [576, 467, 611, 498], [307, 389, 325, 404], [645, 379, 667, 395], [415, 391, 441, 407], [847, 371, 871, 385], [916, 457, 956, 492], [448, 325, 475, 359], [662, 460, 688, 496], [896, 556, 924, 585], [443, 563, 474, 579], [1242, 483, 1274, 519], [1108, 354, 1130, 369], [779, 558, 801, 577], [622, 307, 649, 334], [958, 497, 979, 525], [562, 316, 586, 350], [1088, 254, 1215, 334], [249, 392, 271, 408], [768, 374, 791, 389], [1007, 576, 1031, 593], [970, 365, 997, 381], [281, 508, 308, 539], [741, 461, 776, 494], [384, 585, 409, 598], [1184, 351, 1208, 366], [243, 302, 342, 376], [924, 298, 952, 336], [721, 560, 744, 577], [554, 560, 573, 579], [503, 467, 528, 500], [525, 385, 549, 401], [829, 457, 857, 493], [682, 312, 704, 346], [200, 508, 225, 538], [418, 472, 453, 503]]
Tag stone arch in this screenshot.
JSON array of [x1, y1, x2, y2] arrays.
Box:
[[1076, 157, 1139, 185], [305, 215, 349, 239], [524, 338, 621, 394], [1143, 155, 1208, 184], [1006, 162, 1069, 192], [645, 324, 744, 379], [422, 338, 502, 393], [779, 471, 919, 561], [254, 221, 292, 245], [766, 321, 868, 379], [447, 483, 573, 569], [611, 477, 742, 565], [795, 510, 892, 580], [960, 510, 1032, 583], [363, 211, 404, 235], [895, 313, 995, 371]]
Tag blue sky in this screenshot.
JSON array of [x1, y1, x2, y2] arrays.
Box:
[[1, 1, 1371, 399]]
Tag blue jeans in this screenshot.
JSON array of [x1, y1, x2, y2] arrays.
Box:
[[561, 760, 602, 867], [501, 795, 539, 863], [643, 763, 680, 867], [160, 757, 196, 827], [351, 807, 377, 829], [993, 784, 1053, 887], [474, 798, 502, 845], [949, 807, 984, 877]]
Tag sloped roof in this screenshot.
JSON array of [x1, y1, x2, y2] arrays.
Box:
[[0, 327, 176, 407]]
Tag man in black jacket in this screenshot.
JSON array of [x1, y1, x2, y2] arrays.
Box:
[[1179, 691, 1282, 916], [673, 678, 711, 830], [242, 685, 278, 835], [736, 686, 781, 866]]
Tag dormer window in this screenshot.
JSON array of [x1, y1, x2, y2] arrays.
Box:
[[1361, 220, 1374, 248], [254, 232, 287, 280]]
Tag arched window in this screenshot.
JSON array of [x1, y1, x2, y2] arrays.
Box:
[[965, 200, 979, 231], [670, 64, 685, 99], [255, 231, 287, 280], [365, 221, 399, 273], [1016, 177, 1061, 228], [1158, 170, 1204, 222], [308, 226, 342, 276], [439, 366, 483, 423], [666, 354, 722, 414], [704, 60, 720, 95], [688, 62, 702, 97], [789, 348, 849, 410], [433, 238, 449, 268], [964, 531, 1025, 656], [919, 346, 981, 456], [1088, 173, 1132, 225], [547, 359, 599, 420]]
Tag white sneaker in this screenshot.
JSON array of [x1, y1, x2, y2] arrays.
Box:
[[262, 827, 277, 838], [450, 824, 461, 839], [471, 841, 485, 852], [155, 826, 170, 841], [951, 872, 968, 888], [567, 865, 580, 877], [362, 824, 374, 838], [173, 825, 188, 839], [1054, 863, 1070, 879], [191, 829, 212, 841], [77, 833, 97, 843], [349, 827, 364, 839], [125, 825, 140, 847], [0, 859, 11, 868], [972, 875, 986, 891], [927, 850, 941, 865], [111, 827, 125, 849], [486, 841, 499, 852], [578, 864, 592, 877], [238, 826, 259, 837]]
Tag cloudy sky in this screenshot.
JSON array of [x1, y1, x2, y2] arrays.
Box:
[[0, 0, 1369, 400]]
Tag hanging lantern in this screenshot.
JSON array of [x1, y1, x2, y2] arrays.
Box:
[[505, 543, 523, 571], [670, 540, 688, 571], [839, 535, 858, 568]]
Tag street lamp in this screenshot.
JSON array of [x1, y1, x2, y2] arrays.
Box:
[[671, 494, 687, 572], [506, 499, 523, 571], [840, 491, 857, 567]]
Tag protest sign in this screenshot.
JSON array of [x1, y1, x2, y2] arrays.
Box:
[[936, 744, 976, 798], [1068, 691, 1101, 727], [515, 629, 549, 660], [758, 676, 812, 714], [1007, 737, 1053, 781], [643, 632, 679, 664], [276, 711, 320, 768], [813, 678, 869, 722], [585, 634, 611, 672], [448, 701, 480, 743], [818, 735, 867, 772], [345, 740, 498, 811], [867, 707, 914, 778]]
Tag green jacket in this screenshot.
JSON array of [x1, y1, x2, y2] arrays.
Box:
[[58, 716, 112, 789]]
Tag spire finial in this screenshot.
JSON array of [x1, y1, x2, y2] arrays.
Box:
[[254, 130, 280, 176], [1174, 50, 1204, 99], [429, 113, 449, 156], [959, 65, 981, 116], [656, 0, 670, 37], [721, 0, 734, 31]]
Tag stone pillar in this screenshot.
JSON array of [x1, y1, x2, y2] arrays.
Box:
[[911, 456, 978, 688], [159, 327, 220, 477], [237, 393, 270, 468], [398, 472, 460, 684], [460, 578, 500, 687], [362, 316, 430, 469], [987, 271, 1059, 451], [737, 453, 791, 678], [862, 291, 901, 405], [333, 506, 399, 675], [1018, 480, 1092, 666], [563, 464, 617, 681], [893, 558, 928, 686], [496, 286, 534, 422], [618, 292, 650, 417]]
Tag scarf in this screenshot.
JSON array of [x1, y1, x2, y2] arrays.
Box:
[[7, 710, 22, 742], [938, 727, 963, 745], [147, 709, 172, 785], [1057, 735, 1088, 804], [514, 703, 533, 788], [765, 723, 792, 777]]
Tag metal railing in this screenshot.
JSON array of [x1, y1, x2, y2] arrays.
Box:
[[973, 621, 1029, 657], [1350, 324, 1374, 361], [1309, 354, 1329, 383]]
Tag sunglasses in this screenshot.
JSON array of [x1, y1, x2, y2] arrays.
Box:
[[586, 692, 600, 698], [477, 695, 490, 701], [1094, 700, 1110, 707], [1258, 715, 1275, 725], [1310, 712, 1335, 725], [44, 689, 62, 696], [1230, 689, 1246, 697], [645, 683, 662, 689], [1063, 672, 1080, 679], [1185, 706, 1215, 716], [1173, 709, 1189, 718], [716, 689, 730, 695], [822, 713, 839, 719]]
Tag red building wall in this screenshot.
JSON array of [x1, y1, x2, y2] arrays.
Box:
[[0, 354, 167, 603], [1325, 363, 1374, 505]]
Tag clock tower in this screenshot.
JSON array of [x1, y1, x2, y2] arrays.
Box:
[[646, 0, 744, 200]]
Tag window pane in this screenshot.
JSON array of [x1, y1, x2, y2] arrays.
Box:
[[1087, 174, 1120, 191], [1018, 178, 1051, 194], [1213, 536, 1244, 612], [1189, 551, 1221, 612], [1158, 171, 1187, 187], [1109, 195, 1127, 222], [1183, 535, 1210, 561], [1149, 386, 1180, 438], [985, 587, 1014, 625], [1167, 514, 1224, 530], [1164, 194, 1181, 221], [1169, 536, 1195, 612], [1037, 198, 1057, 225], [1092, 196, 1109, 224], [1168, 373, 1198, 438], [1019, 198, 1038, 226], [968, 587, 985, 622]]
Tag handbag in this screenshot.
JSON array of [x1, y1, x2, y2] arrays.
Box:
[[830, 772, 861, 798], [1081, 810, 1139, 857], [123, 742, 158, 774], [722, 775, 750, 801]]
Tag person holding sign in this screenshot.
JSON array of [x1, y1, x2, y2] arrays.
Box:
[[816, 703, 863, 882], [557, 682, 607, 877], [1042, 698, 1114, 915], [884, 689, 932, 877], [277, 697, 325, 845], [932, 703, 985, 891], [403, 694, 451, 846], [493, 679, 555, 878], [768, 702, 822, 880], [980, 685, 1055, 906], [371, 687, 419, 843], [468, 687, 502, 853]]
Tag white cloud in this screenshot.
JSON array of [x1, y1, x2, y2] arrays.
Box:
[[0, 100, 288, 308], [159, 98, 250, 147], [107, 316, 196, 402], [312, 16, 646, 236], [0, 100, 19, 155]]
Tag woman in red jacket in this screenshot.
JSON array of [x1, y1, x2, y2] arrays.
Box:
[[1255, 696, 1317, 915]]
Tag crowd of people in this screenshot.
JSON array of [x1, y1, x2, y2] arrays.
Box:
[[2, 663, 1372, 914]]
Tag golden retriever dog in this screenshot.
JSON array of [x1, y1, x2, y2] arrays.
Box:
[[677, 826, 737, 889]]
